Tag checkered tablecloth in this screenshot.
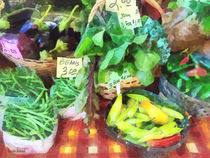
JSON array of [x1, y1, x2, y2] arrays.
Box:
[[1, 100, 210, 158]]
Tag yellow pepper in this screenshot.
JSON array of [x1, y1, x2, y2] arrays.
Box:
[[141, 100, 168, 125]]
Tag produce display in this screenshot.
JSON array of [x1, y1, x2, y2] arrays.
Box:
[[0, 0, 208, 156], [106, 90, 188, 148]]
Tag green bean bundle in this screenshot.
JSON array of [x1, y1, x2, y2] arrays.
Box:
[[0, 67, 47, 105], [2, 100, 58, 140], [50, 78, 80, 109]]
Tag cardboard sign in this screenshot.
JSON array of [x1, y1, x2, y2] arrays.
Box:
[[107, 69, 132, 91], [0, 40, 23, 59], [118, 7, 142, 29], [106, 0, 136, 14], [56, 57, 82, 78]]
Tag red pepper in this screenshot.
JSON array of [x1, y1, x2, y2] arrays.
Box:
[[186, 68, 207, 77], [148, 134, 182, 148], [179, 57, 189, 65]]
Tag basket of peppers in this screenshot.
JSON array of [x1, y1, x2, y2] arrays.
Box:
[[105, 89, 189, 158]]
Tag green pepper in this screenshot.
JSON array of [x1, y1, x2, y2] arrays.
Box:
[[134, 113, 151, 122], [129, 127, 157, 139], [127, 94, 150, 102], [138, 122, 183, 143], [125, 118, 145, 124], [139, 106, 147, 114], [107, 94, 122, 126], [116, 101, 138, 123], [116, 121, 147, 134], [161, 107, 184, 120]]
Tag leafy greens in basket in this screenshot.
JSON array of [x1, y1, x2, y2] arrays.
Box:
[[74, 13, 171, 86]]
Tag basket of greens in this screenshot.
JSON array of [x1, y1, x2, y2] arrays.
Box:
[[160, 52, 210, 118], [105, 89, 189, 158], [74, 12, 171, 99]]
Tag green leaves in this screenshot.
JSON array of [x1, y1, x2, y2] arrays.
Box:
[[136, 70, 154, 86], [91, 28, 105, 48], [133, 34, 148, 45], [134, 51, 160, 71], [100, 42, 130, 70], [133, 51, 160, 86]]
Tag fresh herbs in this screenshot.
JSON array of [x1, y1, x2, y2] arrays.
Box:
[[75, 13, 170, 86], [165, 53, 210, 102]]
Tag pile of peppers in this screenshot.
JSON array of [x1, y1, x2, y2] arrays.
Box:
[[106, 94, 185, 148]]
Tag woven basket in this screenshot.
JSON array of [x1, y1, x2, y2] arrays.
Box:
[[1, 53, 57, 76], [98, 77, 142, 100]]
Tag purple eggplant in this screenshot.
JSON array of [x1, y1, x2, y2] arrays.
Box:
[[1, 33, 40, 59]]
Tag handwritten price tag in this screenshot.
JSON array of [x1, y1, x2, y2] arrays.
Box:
[[0, 40, 23, 59], [56, 57, 82, 78], [118, 7, 142, 29], [107, 69, 132, 91], [106, 0, 136, 14]]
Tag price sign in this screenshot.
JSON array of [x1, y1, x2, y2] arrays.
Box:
[[57, 57, 82, 78], [120, 69, 132, 81], [0, 40, 23, 59], [118, 7, 142, 29], [106, 0, 136, 14], [107, 69, 132, 91]]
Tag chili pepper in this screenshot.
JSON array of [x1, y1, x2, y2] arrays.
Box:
[[127, 98, 136, 107], [176, 78, 182, 90], [116, 121, 148, 134], [134, 113, 151, 122], [141, 101, 168, 125], [138, 122, 183, 143], [139, 106, 147, 114], [127, 94, 150, 102], [171, 64, 194, 72], [116, 101, 138, 123], [200, 86, 210, 100], [160, 107, 184, 120], [179, 57, 189, 65], [186, 68, 207, 77], [148, 134, 182, 148], [107, 94, 122, 126], [191, 85, 203, 98], [125, 118, 145, 125], [129, 127, 157, 140]]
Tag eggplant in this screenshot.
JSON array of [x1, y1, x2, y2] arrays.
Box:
[[1, 33, 40, 59]]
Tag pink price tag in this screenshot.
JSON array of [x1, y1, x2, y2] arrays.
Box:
[[0, 40, 23, 59]]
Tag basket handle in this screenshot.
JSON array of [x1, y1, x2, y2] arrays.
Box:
[[88, 0, 166, 24], [0, 0, 5, 12]]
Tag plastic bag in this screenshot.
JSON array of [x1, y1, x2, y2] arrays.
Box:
[[59, 106, 86, 120], [0, 106, 4, 131], [3, 123, 58, 154]]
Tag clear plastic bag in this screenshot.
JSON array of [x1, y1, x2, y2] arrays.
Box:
[[59, 106, 86, 120], [3, 123, 58, 154]]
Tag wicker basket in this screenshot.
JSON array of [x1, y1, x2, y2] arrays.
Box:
[[1, 53, 57, 76], [98, 77, 142, 100]]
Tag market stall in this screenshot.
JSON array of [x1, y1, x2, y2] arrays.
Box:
[[0, 0, 209, 157]]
